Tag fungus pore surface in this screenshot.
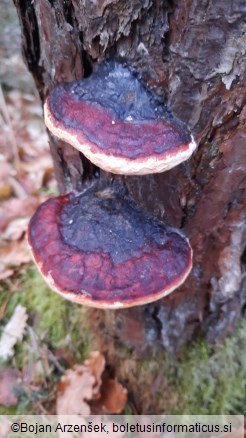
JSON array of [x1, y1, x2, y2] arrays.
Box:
[[28, 182, 192, 308], [44, 61, 196, 175]]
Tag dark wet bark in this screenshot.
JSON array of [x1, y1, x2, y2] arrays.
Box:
[[14, 0, 246, 410]]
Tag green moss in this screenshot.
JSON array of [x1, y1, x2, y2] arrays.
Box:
[[1, 267, 245, 415], [166, 323, 246, 414], [1, 266, 94, 363], [122, 322, 245, 415], [0, 406, 18, 415], [0, 266, 96, 414]]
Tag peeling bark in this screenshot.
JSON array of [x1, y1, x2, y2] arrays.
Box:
[[14, 0, 246, 410]]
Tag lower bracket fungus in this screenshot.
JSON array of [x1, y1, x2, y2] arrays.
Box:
[[44, 61, 196, 176], [28, 181, 192, 309]]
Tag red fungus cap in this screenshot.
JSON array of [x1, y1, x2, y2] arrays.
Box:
[[27, 182, 192, 308], [44, 62, 196, 176]]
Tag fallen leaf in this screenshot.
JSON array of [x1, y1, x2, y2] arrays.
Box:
[[1, 217, 29, 241], [0, 265, 14, 280], [0, 183, 12, 199], [84, 350, 105, 397], [0, 368, 21, 406], [0, 240, 32, 280], [0, 304, 28, 361], [56, 352, 127, 416], [0, 161, 14, 199], [20, 155, 53, 173], [19, 155, 53, 193], [8, 175, 27, 198], [94, 378, 128, 414], [56, 365, 95, 415], [0, 196, 43, 233], [0, 161, 15, 180], [0, 239, 32, 264], [56, 351, 106, 416]]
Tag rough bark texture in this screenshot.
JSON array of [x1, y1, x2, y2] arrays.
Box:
[[14, 0, 246, 411]]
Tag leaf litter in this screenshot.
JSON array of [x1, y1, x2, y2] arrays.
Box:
[[0, 84, 128, 417], [0, 5, 129, 414], [0, 85, 55, 280], [0, 367, 21, 406], [56, 351, 127, 415], [0, 304, 28, 361]]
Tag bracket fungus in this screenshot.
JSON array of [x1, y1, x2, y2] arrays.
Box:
[[44, 61, 196, 176], [28, 182, 192, 309], [28, 60, 196, 308]]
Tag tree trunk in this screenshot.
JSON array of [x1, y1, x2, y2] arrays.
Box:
[[14, 0, 246, 411]]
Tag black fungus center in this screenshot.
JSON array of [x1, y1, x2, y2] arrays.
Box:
[[70, 61, 165, 121], [60, 182, 169, 264], [50, 60, 191, 145]]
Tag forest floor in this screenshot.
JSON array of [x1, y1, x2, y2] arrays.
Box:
[[0, 1, 245, 417]]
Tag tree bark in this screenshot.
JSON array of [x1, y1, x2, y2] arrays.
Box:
[[14, 0, 246, 411]]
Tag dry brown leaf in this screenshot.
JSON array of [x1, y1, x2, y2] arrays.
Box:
[[0, 368, 20, 406], [0, 304, 28, 361], [0, 183, 12, 199], [0, 265, 14, 280], [1, 217, 29, 241], [8, 175, 28, 198], [0, 161, 14, 198], [19, 155, 53, 192], [56, 352, 127, 416], [95, 378, 128, 414], [4, 90, 48, 155], [0, 196, 43, 232], [0, 160, 15, 179], [56, 365, 95, 415], [56, 351, 106, 415], [0, 239, 32, 264], [84, 350, 105, 397], [0, 240, 32, 279], [20, 155, 53, 173]]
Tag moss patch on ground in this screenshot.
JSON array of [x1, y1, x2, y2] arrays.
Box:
[[0, 267, 96, 413], [0, 266, 245, 415], [1, 266, 94, 362], [116, 322, 245, 415], [166, 324, 246, 414]]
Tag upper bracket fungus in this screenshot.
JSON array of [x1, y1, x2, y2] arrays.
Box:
[[44, 61, 196, 175], [28, 181, 192, 309]]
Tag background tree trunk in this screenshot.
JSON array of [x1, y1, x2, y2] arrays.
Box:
[[14, 0, 246, 412]]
